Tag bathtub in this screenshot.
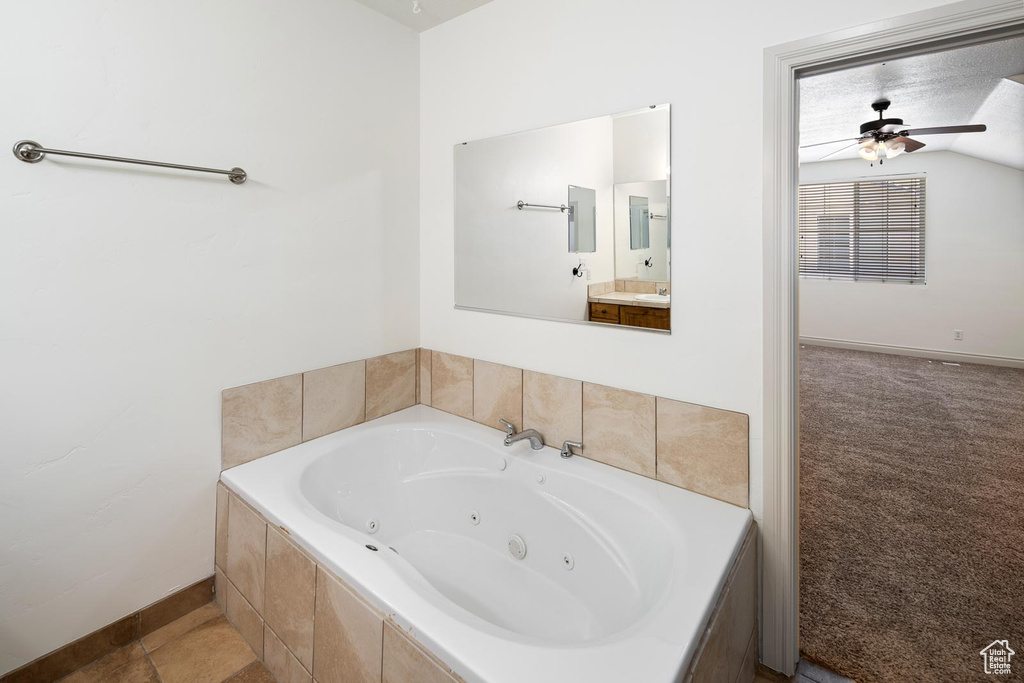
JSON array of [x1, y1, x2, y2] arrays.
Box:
[[221, 404, 752, 683]]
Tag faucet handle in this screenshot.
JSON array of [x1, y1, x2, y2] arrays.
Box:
[[560, 441, 583, 459], [499, 419, 516, 437]]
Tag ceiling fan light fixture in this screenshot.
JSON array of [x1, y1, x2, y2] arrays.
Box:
[[886, 141, 906, 159], [859, 139, 878, 161]]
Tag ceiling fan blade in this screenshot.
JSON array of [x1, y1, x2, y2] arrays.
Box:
[[903, 124, 987, 136], [817, 141, 860, 161], [893, 136, 926, 153], [800, 137, 860, 149]]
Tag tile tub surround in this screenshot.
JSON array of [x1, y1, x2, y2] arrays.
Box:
[[215, 485, 462, 683], [222, 375, 303, 470], [425, 350, 749, 507], [0, 577, 214, 683], [224, 347, 749, 507], [684, 522, 758, 683], [215, 472, 756, 683], [221, 350, 419, 471]]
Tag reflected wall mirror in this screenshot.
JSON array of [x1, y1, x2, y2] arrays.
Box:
[[454, 104, 671, 332]]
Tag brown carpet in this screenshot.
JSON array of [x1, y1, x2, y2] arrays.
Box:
[[799, 345, 1024, 682]]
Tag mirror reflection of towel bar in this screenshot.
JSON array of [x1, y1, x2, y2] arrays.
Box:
[[650, 213, 668, 219], [517, 200, 572, 213]]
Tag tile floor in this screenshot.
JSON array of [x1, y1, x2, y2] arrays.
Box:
[[58, 602, 269, 683], [755, 659, 854, 683], [56, 600, 851, 683]]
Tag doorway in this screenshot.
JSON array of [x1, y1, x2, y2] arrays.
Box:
[[795, 36, 1024, 681], [761, 1, 1024, 676]]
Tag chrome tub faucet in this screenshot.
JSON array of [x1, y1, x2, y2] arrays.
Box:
[[560, 441, 583, 459], [500, 419, 545, 450]]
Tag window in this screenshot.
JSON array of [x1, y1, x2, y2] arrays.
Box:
[[798, 177, 926, 283]]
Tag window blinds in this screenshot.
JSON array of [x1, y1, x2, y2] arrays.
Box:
[[798, 176, 926, 283]]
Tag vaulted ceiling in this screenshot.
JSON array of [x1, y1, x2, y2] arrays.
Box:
[[351, 0, 495, 32], [799, 36, 1024, 170]]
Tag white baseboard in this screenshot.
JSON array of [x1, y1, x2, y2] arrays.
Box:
[[799, 336, 1024, 369]]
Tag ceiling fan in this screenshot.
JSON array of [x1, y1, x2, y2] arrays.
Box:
[[801, 99, 987, 163]]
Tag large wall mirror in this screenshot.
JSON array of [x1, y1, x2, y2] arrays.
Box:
[[454, 104, 671, 332]]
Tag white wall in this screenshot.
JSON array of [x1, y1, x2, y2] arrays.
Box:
[[799, 152, 1024, 360], [454, 116, 614, 321], [612, 108, 670, 185], [420, 0, 955, 524], [0, 0, 419, 675], [614, 181, 670, 281], [613, 109, 670, 281]]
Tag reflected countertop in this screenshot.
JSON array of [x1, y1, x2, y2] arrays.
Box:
[[587, 291, 670, 309]]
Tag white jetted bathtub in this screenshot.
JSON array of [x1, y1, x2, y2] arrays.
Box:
[[221, 404, 752, 683]]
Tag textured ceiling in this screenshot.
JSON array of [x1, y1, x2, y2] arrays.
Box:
[[799, 36, 1024, 170], [352, 0, 495, 31]]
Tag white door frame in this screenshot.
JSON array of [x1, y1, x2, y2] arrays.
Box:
[[761, 0, 1024, 675]]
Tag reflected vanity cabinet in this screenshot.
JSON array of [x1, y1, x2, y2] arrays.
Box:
[[589, 302, 670, 330]]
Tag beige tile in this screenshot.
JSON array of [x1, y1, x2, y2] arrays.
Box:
[[140, 577, 214, 637], [523, 371, 582, 447], [215, 567, 228, 612], [226, 661, 276, 683], [722, 528, 758, 683], [265, 527, 315, 671], [624, 279, 657, 294], [222, 375, 302, 470], [148, 614, 255, 683], [366, 350, 417, 420], [2, 614, 138, 683], [60, 643, 148, 683], [107, 657, 161, 683], [691, 614, 730, 683], [582, 383, 656, 478], [656, 398, 749, 507], [313, 567, 383, 683], [614, 279, 626, 292], [216, 483, 229, 569], [692, 527, 758, 683], [303, 361, 365, 441], [141, 602, 222, 653], [473, 360, 522, 431], [226, 494, 267, 614], [263, 626, 312, 683], [431, 352, 473, 419], [739, 625, 759, 683], [226, 579, 264, 659], [418, 348, 432, 406], [382, 622, 457, 683]]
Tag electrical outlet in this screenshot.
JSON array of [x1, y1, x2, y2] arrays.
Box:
[[953, 329, 964, 341]]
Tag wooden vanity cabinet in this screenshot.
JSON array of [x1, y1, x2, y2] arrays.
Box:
[[589, 302, 670, 330], [589, 302, 620, 323]]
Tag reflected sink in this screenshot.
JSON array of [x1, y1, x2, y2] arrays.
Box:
[[634, 294, 670, 303]]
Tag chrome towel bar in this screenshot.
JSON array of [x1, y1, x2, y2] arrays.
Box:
[[517, 200, 571, 213], [12, 140, 247, 184]]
